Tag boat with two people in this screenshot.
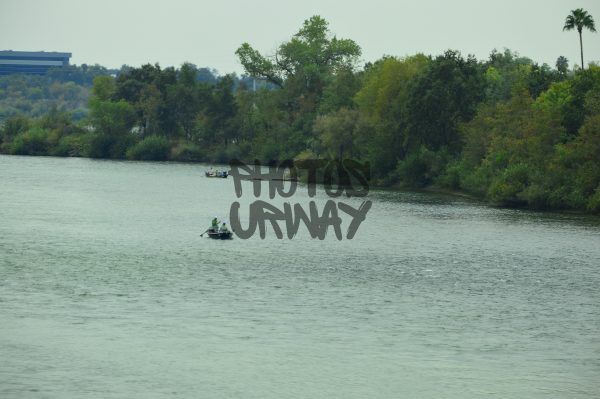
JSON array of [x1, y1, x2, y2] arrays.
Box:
[[202, 217, 233, 239]]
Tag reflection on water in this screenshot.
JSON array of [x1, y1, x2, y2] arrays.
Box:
[[1, 155, 599, 398]]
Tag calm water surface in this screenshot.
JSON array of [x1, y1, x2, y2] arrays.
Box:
[[1, 155, 599, 398]]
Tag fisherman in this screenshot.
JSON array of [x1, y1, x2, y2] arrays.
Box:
[[219, 222, 229, 232], [211, 217, 219, 231]]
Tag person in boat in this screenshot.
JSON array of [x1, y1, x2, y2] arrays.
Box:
[[211, 217, 219, 232], [219, 222, 229, 232]]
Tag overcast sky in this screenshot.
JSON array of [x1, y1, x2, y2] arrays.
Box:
[[1, 0, 598, 75]]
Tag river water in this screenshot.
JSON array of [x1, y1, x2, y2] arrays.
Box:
[[1, 155, 599, 398]]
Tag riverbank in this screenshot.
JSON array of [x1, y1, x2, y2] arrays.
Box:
[[2, 152, 599, 216], [2, 64, 599, 215]]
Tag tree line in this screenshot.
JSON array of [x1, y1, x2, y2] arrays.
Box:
[[0, 14, 598, 212]]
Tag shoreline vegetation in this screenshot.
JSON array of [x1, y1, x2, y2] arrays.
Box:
[[1, 15, 599, 213]]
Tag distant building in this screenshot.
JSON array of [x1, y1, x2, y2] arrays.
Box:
[[0, 51, 72, 75]]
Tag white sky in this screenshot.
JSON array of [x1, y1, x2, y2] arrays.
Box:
[[1, 0, 599, 75]]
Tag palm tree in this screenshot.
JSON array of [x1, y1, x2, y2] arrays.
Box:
[[563, 8, 596, 70]]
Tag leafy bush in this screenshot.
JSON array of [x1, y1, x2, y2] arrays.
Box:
[[84, 134, 115, 158], [257, 142, 281, 164], [10, 128, 50, 155], [436, 160, 462, 189], [460, 165, 491, 198], [587, 186, 600, 213], [110, 134, 137, 159], [396, 146, 450, 187], [49, 134, 87, 157], [1, 114, 31, 144], [170, 142, 207, 162], [83, 133, 137, 159], [487, 163, 529, 206], [224, 143, 248, 162], [126, 135, 170, 161]]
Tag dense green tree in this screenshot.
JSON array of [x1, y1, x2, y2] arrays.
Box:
[[572, 114, 600, 211], [483, 49, 534, 102], [199, 75, 238, 146], [526, 63, 561, 98], [354, 55, 429, 178], [560, 66, 600, 135], [113, 63, 176, 136], [405, 50, 486, 153], [88, 78, 136, 137], [314, 107, 359, 159], [457, 89, 566, 205], [91, 76, 116, 101], [318, 66, 362, 114], [233, 83, 260, 145], [137, 84, 163, 136], [534, 80, 571, 119]]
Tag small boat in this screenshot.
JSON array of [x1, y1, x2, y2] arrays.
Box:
[[205, 170, 228, 178], [207, 230, 233, 240]]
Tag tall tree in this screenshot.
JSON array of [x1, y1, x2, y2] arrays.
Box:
[[563, 8, 596, 70], [236, 16, 361, 92], [169, 63, 200, 139], [202, 75, 238, 146], [235, 16, 361, 156]]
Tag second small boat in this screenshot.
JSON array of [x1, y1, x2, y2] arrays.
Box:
[[205, 169, 228, 178]]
